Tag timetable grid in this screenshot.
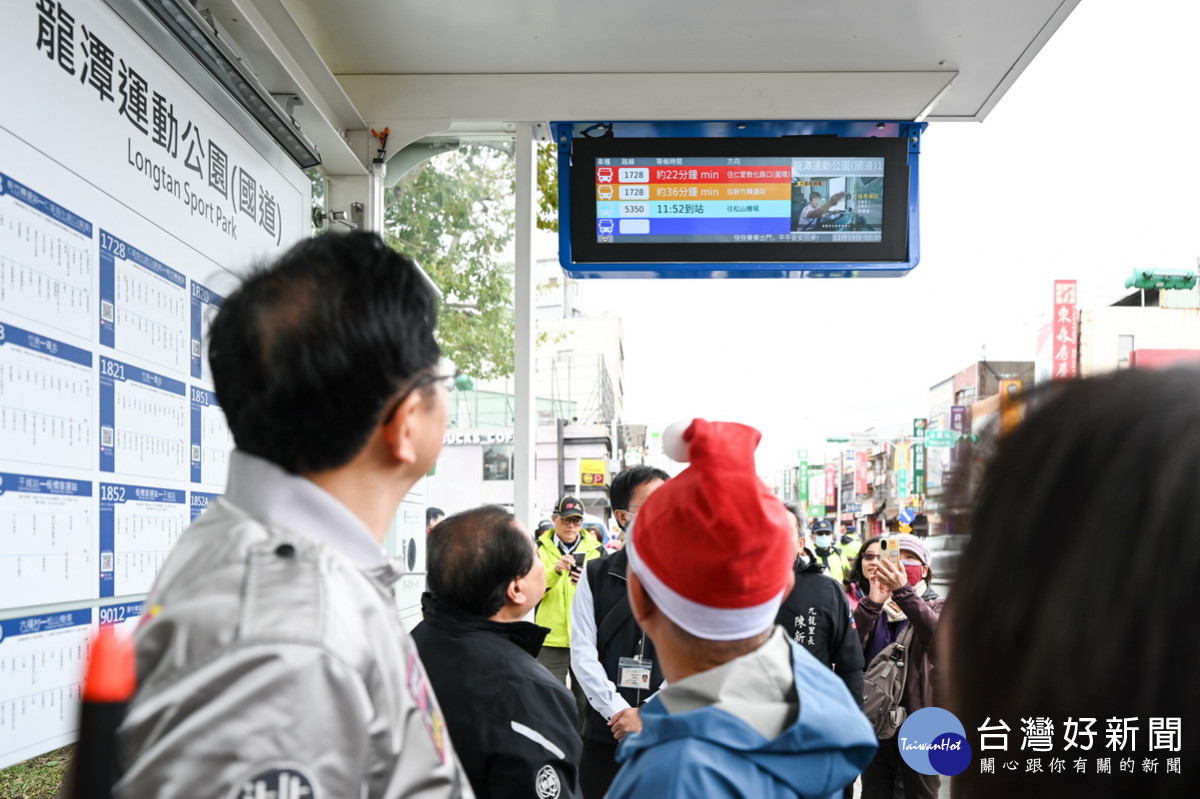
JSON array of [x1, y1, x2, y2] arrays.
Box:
[[0, 613, 90, 765], [0, 187, 93, 340], [0, 326, 93, 472], [101, 232, 189, 375], [100, 359, 189, 482], [99, 485, 188, 598]]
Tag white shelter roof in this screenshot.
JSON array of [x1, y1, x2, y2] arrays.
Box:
[[200, 0, 1080, 172]]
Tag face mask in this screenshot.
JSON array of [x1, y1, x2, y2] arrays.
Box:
[[903, 561, 924, 586], [814, 534, 833, 549]]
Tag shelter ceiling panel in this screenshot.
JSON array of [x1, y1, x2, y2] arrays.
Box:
[[278, 0, 1078, 120]]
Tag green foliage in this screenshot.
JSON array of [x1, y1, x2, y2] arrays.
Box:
[[0, 745, 72, 799], [385, 144, 517, 380], [536, 141, 559, 233], [383, 140, 562, 381], [304, 166, 327, 219]]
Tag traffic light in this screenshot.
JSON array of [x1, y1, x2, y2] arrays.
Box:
[[1124, 269, 1198, 291]]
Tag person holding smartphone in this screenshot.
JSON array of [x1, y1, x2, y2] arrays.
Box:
[[536, 495, 604, 724], [852, 534, 943, 799]]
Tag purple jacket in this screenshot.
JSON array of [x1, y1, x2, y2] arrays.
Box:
[[853, 584, 944, 713]]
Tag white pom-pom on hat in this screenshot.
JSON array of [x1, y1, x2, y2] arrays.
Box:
[[662, 419, 695, 463]]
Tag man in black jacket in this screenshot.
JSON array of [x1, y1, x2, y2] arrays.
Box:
[[776, 502, 866, 799], [413, 506, 581, 799], [776, 502, 865, 702], [569, 466, 668, 799]]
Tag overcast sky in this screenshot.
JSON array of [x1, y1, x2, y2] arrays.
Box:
[[570, 0, 1200, 473]]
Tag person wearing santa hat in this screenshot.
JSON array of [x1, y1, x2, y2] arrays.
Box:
[[607, 419, 877, 799]]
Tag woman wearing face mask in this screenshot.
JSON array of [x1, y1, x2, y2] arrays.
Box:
[[853, 533, 943, 799]]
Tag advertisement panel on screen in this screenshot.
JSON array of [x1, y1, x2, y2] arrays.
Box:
[[556, 121, 923, 279]]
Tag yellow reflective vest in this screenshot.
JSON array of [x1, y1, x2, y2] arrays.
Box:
[[535, 529, 604, 647]]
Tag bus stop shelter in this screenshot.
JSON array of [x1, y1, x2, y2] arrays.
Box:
[[163, 0, 1077, 523]]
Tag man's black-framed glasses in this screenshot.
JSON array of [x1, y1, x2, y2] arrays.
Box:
[[382, 357, 459, 424]]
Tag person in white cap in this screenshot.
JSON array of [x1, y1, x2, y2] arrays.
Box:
[[608, 419, 876, 799]]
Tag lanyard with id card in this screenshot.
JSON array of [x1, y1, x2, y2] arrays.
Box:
[[617, 656, 653, 690]]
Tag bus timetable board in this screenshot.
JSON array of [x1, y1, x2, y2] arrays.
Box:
[[0, 0, 309, 768], [558, 123, 921, 278]]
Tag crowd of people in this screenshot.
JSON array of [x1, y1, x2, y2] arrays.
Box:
[[106, 231, 1197, 799]]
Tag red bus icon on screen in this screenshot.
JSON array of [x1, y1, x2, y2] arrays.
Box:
[[597, 167, 613, 183]]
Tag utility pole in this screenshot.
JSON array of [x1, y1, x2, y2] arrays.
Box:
[[826, 436, 850, 530], [556, 418, 566, 498]]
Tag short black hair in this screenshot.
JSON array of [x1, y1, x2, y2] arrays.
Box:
[[208, 232, 439, 473], [426, 507, 444, 525], [610, 465, 670, 511], [426, 506, 534, 618], [946, 367, 1200, 799], [809, 192, 823, 200], [783, 502, 806, 534]]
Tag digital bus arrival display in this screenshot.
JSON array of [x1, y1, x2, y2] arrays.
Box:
[[592, 157, 885, 245]]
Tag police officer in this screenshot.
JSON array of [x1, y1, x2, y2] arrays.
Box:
[[841, 525, 863, 563], [811, 518, 852, 583]]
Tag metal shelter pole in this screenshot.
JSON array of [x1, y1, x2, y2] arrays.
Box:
[[512, 124, 537, 528], [836, 451, 843, 533]]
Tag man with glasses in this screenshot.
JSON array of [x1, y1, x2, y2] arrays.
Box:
[[116, 232, 472, 799], [569, 466, 668, 799], [535, 495, 603, 730]]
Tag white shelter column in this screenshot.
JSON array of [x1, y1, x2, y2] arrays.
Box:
[[513, 124, 537, 527]]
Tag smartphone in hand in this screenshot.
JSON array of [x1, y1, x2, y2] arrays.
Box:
[[882, 537, 901, 567]]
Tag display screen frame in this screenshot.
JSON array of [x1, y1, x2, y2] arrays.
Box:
[[556, 122, 922, 279]]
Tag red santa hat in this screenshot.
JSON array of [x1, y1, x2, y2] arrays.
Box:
[[626, 418, 795, 641]]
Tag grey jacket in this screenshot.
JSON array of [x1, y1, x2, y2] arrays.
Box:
[[115, 452, 473, 799]]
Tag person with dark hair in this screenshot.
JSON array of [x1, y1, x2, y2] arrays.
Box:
[[115, 232, 470, 799], [609, 419, 875, 799], [844, 534, 883, 611], [412, 507, 582, 799], [853, 533, 942, 799], [570, 465, 669, 798], [427, 506, 445, 534], [797, 190, 846, 228], [943, 368, 1200, 798], [582, 523, 605, 546], [775, 503, 865, 710]]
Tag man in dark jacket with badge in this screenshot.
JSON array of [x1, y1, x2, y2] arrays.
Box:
[[776, 503, 865, 705], [570, 466, 668, 799], [413, 506, 582, 799]]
